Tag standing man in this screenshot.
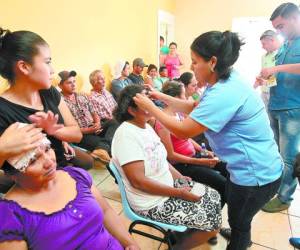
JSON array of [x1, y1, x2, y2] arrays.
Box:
[[255, 30, 281, 110], [261, 3, 300, 213]]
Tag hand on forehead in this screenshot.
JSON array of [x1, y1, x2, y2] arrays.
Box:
[[7, 123, 51, 172]]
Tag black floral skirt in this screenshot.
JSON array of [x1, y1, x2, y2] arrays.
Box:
[[136, 180, 222, 231]]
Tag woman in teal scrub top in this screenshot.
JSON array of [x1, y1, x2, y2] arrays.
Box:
[[134, 31, 283, 250]]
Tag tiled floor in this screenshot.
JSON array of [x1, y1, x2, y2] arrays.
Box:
[[89, 163, 300, 250]]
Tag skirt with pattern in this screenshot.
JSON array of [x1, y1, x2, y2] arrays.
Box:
[[136, 179, 222, 231]]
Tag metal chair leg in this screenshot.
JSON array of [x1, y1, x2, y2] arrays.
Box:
[[166, 231, 174, 250], [128, 220, 176, 249]]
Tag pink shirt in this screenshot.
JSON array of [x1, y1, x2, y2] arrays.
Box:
[[155, 119, 195, 158], [164, 54, 181, 79]]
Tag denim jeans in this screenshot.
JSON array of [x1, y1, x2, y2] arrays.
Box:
[[269, 108, 300, 204], [226, 177, 281, 250]]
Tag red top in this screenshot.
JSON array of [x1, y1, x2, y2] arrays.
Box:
[[155, 114, 195, 158]]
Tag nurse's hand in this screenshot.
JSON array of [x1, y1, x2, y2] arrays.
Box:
[[133, 93, 156, 112], [144, 84, 168, 102]]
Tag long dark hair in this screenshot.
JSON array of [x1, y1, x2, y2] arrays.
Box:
[[191, 31, 244, 80], [113, 85, 144, 123], [0, 28, 48, 83], [162, 81, 183, 98], [177, 72, 193, 87]]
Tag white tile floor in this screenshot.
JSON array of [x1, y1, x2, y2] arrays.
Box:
[[90, 163, 300, 250]]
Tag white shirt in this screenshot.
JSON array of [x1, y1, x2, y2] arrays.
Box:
[[111, 122, 173, 211]]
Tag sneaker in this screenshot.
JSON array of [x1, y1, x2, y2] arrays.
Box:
[[91, 149, 111, 164], [290, 237, 300, 249], [219, 228, 252, 247], [262, 197, 290, 213]]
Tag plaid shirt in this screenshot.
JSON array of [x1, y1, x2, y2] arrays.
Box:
[[62, 93, 95, 128], [90, 90, 117, 120]]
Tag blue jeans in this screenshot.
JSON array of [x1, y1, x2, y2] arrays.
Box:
[[269, 109, 300, 204], [226, 177, 281, 250]]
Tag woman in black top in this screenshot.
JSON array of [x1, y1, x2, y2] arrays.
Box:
[[0, 28, 82, 167]]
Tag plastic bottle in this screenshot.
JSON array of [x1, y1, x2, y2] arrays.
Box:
[[200, 142, 209, 157]]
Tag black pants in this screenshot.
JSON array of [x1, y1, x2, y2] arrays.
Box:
[[75, 119, 119, 153], [173, 161, 227, 207], [226, 177, 281, 250], [69, 147, 94, 170], [0, 171, 14, 193], [76, 134, 110, 152]]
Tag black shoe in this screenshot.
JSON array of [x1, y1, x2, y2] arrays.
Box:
[[248, 241, 253, 248], [219, 227, 231, 240], [208, 236, 218, 245], [220, 228, 252, 247]]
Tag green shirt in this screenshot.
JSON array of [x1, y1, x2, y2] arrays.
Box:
[[154, 77, 169, 91]]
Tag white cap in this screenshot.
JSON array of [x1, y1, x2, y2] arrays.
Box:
[[113, 60, 127, 79]]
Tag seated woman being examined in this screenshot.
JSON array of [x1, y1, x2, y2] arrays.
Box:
[[111, 85, 221, 249]]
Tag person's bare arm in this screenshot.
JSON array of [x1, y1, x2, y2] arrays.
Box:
[[157, 126, 200, 164], [134, 94, 207, 139], [168, 163, 187, 179], [29, 99, 82, 143], [148, 89, 195, 114], [260, 63, 300, 79], [157, 126, 217, 167], [91, 185, 140, 250], [178, 54, 184, 67], [0, 240, 27, 250], [122, 161, 200, 202], [189, 139, 202, 152]]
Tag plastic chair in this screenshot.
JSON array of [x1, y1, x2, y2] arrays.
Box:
[[109, 162, 187, 249], [70, 144, 89, 153]]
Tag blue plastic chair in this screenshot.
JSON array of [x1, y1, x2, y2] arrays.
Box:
[[70, 144, 89, 153], [109, 162, 187, 249]]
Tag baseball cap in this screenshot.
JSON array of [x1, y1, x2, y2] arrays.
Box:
[[260, 30, 277, 40], [133, 58, 148, 67], [58, 70, 77, 84]]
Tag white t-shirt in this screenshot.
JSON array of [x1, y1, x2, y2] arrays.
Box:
[[111, 122, 174, 211]]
